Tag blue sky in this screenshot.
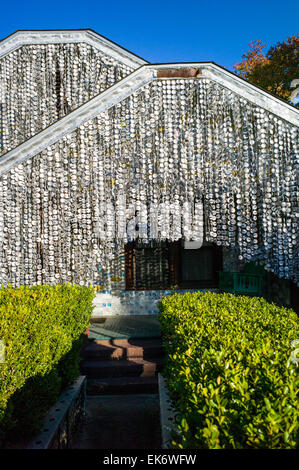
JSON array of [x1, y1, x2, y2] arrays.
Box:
[[0, 0, 298, 70]]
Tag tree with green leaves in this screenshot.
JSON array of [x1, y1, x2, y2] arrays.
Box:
[[234, 35, 299, 107]]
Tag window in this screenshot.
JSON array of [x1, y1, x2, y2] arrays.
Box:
[[125, 240, 176, 290], [180, 244, 222, 288], [125, 240, 222, 290]]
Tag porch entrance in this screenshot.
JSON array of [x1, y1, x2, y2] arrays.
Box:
[[92, 240, 222, 317]]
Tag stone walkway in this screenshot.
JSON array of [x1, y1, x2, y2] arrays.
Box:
[[71, 394, 161, 449], [88, 315, 161, 340]]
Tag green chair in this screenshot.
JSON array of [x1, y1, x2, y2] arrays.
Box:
[[218, 262, 264, 296]]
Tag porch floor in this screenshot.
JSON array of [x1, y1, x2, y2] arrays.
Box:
[[88, 315, 161, 340]]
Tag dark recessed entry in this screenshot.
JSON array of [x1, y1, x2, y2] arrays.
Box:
[[125, 240, 222, 290]]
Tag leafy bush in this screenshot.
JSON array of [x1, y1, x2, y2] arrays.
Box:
[[158, 292, 299, 449], [0, 284, 94, 440]]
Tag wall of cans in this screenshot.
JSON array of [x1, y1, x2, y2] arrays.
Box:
[[0, 43, 133, 154], [0, 77, 298, 289]]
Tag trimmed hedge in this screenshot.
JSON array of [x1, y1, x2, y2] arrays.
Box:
[[158, 292, 299, 449], [0, 284, 94, 441]]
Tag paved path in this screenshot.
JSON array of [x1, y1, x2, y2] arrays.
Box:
[[71, 394, 161, 449]]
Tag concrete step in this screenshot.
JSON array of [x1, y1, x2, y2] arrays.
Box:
[[81, 358, 163, 379], [87, 376, 159, 395], [82, 338, 163, 361]]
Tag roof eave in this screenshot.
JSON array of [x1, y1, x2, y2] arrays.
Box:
[[0, 29, 148, 69]]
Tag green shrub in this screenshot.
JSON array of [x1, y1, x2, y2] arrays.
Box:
[[158, 292, 299, 449], [0, 284, 94, 440]]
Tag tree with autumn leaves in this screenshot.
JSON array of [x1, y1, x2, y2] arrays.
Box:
[[234, 35, 299, 107]]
